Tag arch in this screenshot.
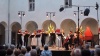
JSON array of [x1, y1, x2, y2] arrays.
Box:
[[25, 21, 38, 33], [42, 20, 56, 31], [60, 19, 76, 36], [11, 22, 21, 45], [81, 18, 98, 35], [0, 21, 7, 28], [0, 23, 5, 45]]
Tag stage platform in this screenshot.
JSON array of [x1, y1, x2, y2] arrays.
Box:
[[40, 47, 71, 56], [39, 46, 95, 56]]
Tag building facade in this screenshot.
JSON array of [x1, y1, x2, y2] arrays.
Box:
[[0, 0, 100, 46]]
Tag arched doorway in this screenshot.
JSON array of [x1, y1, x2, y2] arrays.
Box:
[[0, 23, 5, 45], [42, 20, 56, 31], [81, 18, 98, 44], [25, 21, 38, 46], [60, 19, 76, 36], [25, 21, 38, 33], [11, 22, 21, 45]]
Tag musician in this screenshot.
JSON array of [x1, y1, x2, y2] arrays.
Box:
[[61, 29, 65, 47], [73, 32, 78, 45], [31, 30, 37, 48], [69, 31, 74, 46], [41, 29, 47, 47], [17, 29, 23, 49], [50, 30, 56, 47], [24, 30, 30, 47]]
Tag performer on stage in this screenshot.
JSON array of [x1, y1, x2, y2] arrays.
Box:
[[41, 29, 46, 47], [61, 29, 65, 47], [73, 32, 78, 45], [50, 30, 56, 47], [31, 30, 37, 49], [17, 29, 23, 49], [69, 31, 74, 46], [24, 30, 30, 47]]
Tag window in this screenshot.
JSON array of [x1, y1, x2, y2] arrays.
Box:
[[64, 0, 72, 8], [29, 0, 35, 11]]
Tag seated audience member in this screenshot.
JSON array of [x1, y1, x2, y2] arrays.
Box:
[[20, 48, 26, 56], [14, 49, 21, 56], [81, 49, 91, 56], [10, 44, 15, 50], [94, 48, 100, 56], [30, 49, 37, 56], [36, 46, 41, 56], [0, 49, 6, 56], [95, 45, 100, 49], [6, 48, 13, 56], [41, 45, 52, 56], [84, 44, 90, 50], [25, 46, 31, 56], [71, 48, 81, 56]]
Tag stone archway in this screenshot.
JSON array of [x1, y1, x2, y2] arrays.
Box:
[[0, 21, 7, 45], [81, 18, 98, 44], [11, 22, 21, 45], [60, 19, 76, 36], [25, 21, 38, 33], [25, 21, 38, 46], [42, 20, 56, 31], [0, 22, 6, 45]]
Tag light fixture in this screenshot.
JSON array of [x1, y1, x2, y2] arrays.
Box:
[[84, 8, 90, 16], [59, 7, 64, 12], [46, 13, 48, 17], [95, 2, 99, 10], [81, 11, 83, 15], [74, 12, 76, 16], [53, 13, 55, 17], [18, 12, 21, 16]]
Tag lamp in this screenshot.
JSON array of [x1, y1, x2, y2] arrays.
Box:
[[84, 8, 90, 16]]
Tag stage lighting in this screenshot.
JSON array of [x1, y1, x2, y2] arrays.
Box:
[[95, 2, 99, 10], [59, 7, 64, 12], [84, 8, 90, 16]]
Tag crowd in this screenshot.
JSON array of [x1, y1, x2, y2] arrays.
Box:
[[0, 44, 100, 56], [0, 44, 52, 56]]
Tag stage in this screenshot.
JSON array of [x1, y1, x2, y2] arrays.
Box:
[[40, 47, 71, 56]]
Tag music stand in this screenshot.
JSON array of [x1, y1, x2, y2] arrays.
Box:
[[36, 34, 41, 46]]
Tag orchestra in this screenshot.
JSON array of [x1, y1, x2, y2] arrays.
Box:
[[16, 29, 84, 50]]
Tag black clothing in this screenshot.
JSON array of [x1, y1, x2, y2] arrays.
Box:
[[50, 33, 56, 46], [41, 33, 47, 47], [74, 38, 79, 44], [69, 34, 74, 45], [17, 32, 22, 48], [61, 33, 65, 46], [24, 34, 30, 47]]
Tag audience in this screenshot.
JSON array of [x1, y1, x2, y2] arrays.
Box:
[[36, 46, 41, 56], [25, 46, 31, 56], [30, 49, 37, 56], [94, 48, 100, 56], [6, 48, 13, 56], [41, 45, 52, 56], [81, 49, 91, 56], [14, 49, 21, 56], [71, 48, 81, 56], [1, 43, 100, 56]]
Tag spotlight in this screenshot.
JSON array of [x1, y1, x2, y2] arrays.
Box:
[[59, 7, 64, 12], [95, 2, 99, 10], [84, 8, 90, 16], [74, 13, 76, 16]]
